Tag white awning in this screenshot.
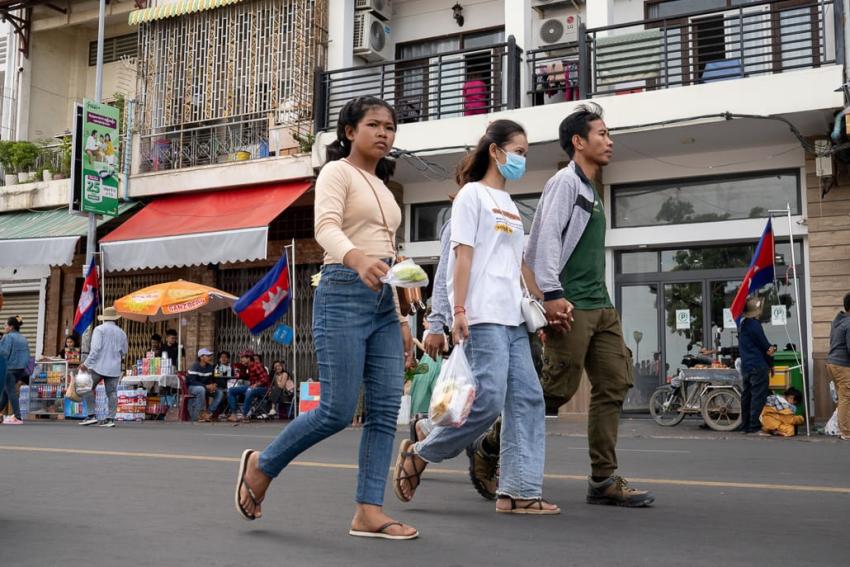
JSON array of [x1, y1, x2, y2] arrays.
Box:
[[101, 227, 269, 271], [0, 236, 79, 268]]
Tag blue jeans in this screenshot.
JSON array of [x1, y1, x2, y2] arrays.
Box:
[[227, 385, 267, 416], [0, 367, 24, 420], [414, 323, 546, 499], [188, 385, 224, 419], [741, 367, 770, 432], [258, 263, 403, 506]]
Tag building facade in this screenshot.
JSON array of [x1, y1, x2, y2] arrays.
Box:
[[2, 0, 848, 418]]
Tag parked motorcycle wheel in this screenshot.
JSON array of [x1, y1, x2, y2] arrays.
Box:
[[701, 388, 742, 431], [649, 385, 685, 426]]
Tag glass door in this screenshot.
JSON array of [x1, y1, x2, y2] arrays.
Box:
[[620, 285, 662, 411], [663, 282, 704, 383]]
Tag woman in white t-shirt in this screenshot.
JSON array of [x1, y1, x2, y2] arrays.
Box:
[[394, 120, 559, 515]]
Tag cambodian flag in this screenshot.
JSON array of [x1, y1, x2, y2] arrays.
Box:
[[729, 219, 775, 322], [73, 257, 100, 335], [233, 253, 292, 335]]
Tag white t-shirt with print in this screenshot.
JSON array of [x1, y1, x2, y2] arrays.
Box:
[[447, 182, 525, 327]]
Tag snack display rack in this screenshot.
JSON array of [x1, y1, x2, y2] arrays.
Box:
[[28, 360, 70, 419]]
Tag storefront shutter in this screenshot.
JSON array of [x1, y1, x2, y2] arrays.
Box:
[[0, 291, 40, 358]]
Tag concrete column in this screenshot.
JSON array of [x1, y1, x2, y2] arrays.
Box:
[[504, 0, 533, 107], [14, 43, 31, 140], [327, 0, 355, 71], [586, 0, 614, 35]]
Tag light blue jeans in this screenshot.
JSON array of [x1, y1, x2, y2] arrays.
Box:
[[188, 385, 224, 419], [227, 385, 266, 416], [258, 263, 404, 506], [414, 323, 546, 499]]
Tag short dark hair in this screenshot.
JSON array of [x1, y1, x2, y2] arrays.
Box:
[[151, 333, 162, 342], [784, 387, 803, 402], [165, 329, 178, 337], [844, 292, 850, 312], [218, 350, 231, 359], [558, 102, 604, 159]]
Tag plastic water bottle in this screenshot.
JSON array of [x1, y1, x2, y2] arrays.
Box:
[[19, 385, 29, 419]]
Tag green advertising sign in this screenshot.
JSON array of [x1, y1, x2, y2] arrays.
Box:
[[81, 99, 120, 217]]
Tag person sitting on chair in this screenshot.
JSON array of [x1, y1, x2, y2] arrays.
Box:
[[227, 350, 270, 421], [263, 360, 295, 419], [187, 348, 223, 422]]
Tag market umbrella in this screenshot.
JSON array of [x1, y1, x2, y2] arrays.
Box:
[[113, 280, 238, 370]]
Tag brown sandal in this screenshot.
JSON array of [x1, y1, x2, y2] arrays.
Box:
[[393, 439, 426, 502], [496, 496, 560, 515]]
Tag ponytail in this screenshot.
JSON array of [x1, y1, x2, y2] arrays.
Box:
[[455, 119, 527, 186]]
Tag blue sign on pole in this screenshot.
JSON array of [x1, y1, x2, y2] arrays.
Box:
[[272, 323, 294, 345]]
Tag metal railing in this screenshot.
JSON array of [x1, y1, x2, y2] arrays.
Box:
[[586, 0, 836, 97], [138, 116, 270, 173], [526, 40, 585, 107], [315, 37, 522, 131]]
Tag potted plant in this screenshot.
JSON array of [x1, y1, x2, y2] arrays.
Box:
[[56, 136, 72, 179], [11, 141, 41, 183]]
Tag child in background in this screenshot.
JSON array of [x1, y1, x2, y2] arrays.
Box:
[[760, 387, 805, 437]]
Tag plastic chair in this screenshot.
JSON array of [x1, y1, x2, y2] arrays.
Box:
[[177, 373, 197, 422]]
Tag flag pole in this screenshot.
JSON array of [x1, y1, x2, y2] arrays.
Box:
[[290, 238, 297, 417], [769, 204, 810, 436]]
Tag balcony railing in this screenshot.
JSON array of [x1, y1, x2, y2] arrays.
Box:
[[585, 0, 836, 97], [315, 38, 522, 131], [316, 0, 838, 129], [138, 116, 270, 173]]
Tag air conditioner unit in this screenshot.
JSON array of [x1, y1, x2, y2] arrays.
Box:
[[355, 0, 392, 21], [354, 11, 394, 62], [538, 13, 581, 46]]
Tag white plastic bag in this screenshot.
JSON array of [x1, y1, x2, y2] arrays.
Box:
[[825, 409, 840, 436], [428, 343, 476, 428], [381, 259, 429, 288], [74, 371, 93, 395]]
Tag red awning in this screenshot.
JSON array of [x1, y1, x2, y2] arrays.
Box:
[[101, 181, 311, 271]]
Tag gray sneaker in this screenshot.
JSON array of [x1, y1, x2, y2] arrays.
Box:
[[97, 418, 116, 428], [80, 417, 99, 426]]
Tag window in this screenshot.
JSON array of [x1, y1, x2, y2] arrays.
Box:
[[89, 33, 138, 66], [611, 170, 800, 228], [411, 193, 540, 242], [646, 0, 759, 19], [618, 241, 802, 275]]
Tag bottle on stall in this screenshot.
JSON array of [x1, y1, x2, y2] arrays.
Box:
[[162, 353, 170, 375], [19, 385, 29, 418]]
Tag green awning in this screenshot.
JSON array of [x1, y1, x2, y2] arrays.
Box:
[[128, 0, 244, 25], [0, 204, 137, 268]]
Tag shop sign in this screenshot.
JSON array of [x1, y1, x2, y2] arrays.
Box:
[[81, 99, 120, 217], [771, 305, 787, 326], [723, 308, 736, 329], [675, 309, 691, 330]]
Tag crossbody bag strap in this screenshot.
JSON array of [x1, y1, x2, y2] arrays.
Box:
[[482, 187, 531, 295], [342, 158, 397, 259]]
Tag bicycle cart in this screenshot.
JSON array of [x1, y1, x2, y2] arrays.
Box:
[[649, 368, 742, 431]]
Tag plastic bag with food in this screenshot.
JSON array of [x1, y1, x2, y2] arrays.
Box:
[[381, 259, 429, 288], [428, 343, 476, 428]]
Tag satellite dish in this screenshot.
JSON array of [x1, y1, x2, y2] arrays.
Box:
[[540, 18, 564, 44], [370, 21, 386, 51]]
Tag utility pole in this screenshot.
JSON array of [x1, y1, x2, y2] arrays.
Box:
[[85, 0, 106, 270]]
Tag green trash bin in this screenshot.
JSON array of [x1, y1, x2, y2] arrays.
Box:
[[771, 350, 805, 415]]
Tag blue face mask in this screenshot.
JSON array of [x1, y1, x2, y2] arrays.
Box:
[[496, 148, 526, 181]]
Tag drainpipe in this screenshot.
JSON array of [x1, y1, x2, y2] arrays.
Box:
[[122, 98, 135, 201]]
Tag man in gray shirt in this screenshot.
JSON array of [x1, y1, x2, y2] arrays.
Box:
[[826, 292, 850, 440], [79, 307, 128, 428]]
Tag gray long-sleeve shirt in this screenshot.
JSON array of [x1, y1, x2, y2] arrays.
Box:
[[426, 219, 453, 334], [827, 311, 850, 367], [525, 161, 596, 301], [85, 321, 128, 378]]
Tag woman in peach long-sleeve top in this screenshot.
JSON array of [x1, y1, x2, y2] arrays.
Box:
[[233, 96, 418, 540]]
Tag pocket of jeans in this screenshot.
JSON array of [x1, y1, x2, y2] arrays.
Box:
[[323, 266, 360, 286]]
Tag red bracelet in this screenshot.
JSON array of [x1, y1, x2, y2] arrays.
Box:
[[453, 306, 467, 314]]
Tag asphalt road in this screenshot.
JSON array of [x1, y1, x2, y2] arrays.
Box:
[[1, 418, 848, 567]]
